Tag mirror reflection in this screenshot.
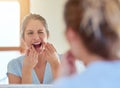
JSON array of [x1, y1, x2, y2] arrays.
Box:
[[0, 0, 70, 84]]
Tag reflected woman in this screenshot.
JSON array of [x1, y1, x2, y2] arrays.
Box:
[[7, 14, 60, 84]]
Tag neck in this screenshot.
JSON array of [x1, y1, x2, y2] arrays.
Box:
[[79, 52, 103, 66]]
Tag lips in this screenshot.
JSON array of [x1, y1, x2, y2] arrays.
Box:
[[32, 42, 42, 50]]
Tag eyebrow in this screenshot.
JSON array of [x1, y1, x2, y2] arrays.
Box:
[[26, 30, 33, 32], [38, 29, 44, 31], [26, 29, 44, 32]]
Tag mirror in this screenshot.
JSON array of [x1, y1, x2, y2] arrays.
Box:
[[0, 0, 84, 84], [0, 0, 69, 84]]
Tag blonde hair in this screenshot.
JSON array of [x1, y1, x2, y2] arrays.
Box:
[[21, 13, 49, 38]]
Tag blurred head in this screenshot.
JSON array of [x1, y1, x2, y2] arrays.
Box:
[[64, 0, 120, 61], [21, 13, 49, 52]]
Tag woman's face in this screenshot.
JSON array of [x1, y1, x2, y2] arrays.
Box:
[[23, 19, 48, 52]]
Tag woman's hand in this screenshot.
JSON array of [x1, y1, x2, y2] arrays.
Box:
[[41, 43, 60, 79], [42, 43, 60, 66], [57, 50, 77, 77], [23, 45, 39, 70]]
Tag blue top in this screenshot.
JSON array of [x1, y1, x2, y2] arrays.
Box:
[[54, 61, 120, 88], [7, 55, 54, 84]]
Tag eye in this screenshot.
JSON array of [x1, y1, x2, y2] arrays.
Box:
[[27, 31, 33, 35], [38, 31, 44, 34]]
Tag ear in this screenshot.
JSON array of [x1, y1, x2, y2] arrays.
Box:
[[21, 37, 26, 47], [66, 28, 78, 43], [21, 37, 25, 42], [47, 33, 49, 39], [21, 37, 27, 48]]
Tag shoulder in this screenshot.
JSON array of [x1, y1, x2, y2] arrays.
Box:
[[54, 61, 120, 88], [53, 62, 102, 88], [7, 55, 25, 77], [54, 75, 81, 88], [8, 55, 25, 66]]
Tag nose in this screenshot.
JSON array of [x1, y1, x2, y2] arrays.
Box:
[[33, 33, 39, 40]]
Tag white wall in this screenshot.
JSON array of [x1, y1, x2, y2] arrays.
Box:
[[30, 0, 69, 54]]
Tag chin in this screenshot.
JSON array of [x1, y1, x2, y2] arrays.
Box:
[[35, 49, 39, 53]]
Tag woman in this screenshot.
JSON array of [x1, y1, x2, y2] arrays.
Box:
[[55, 0, 120, 88], [7, 14, 60, 84]]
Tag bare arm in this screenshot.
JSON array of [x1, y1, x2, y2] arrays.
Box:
[[50, 58, 61, 79], [22, 46, 38, 84], [42, 43, 61, 79], [8, 69, 32, 84], [8, 73, 21, 84], [21, 67, 32, 84]]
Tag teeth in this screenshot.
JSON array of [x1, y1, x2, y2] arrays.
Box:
[[33, 42, 41, 45]]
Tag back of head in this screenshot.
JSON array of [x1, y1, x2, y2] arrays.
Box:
[[64, 0, 120, 60]]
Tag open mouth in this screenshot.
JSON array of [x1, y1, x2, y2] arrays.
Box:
[[32, 42, 42, 51]]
